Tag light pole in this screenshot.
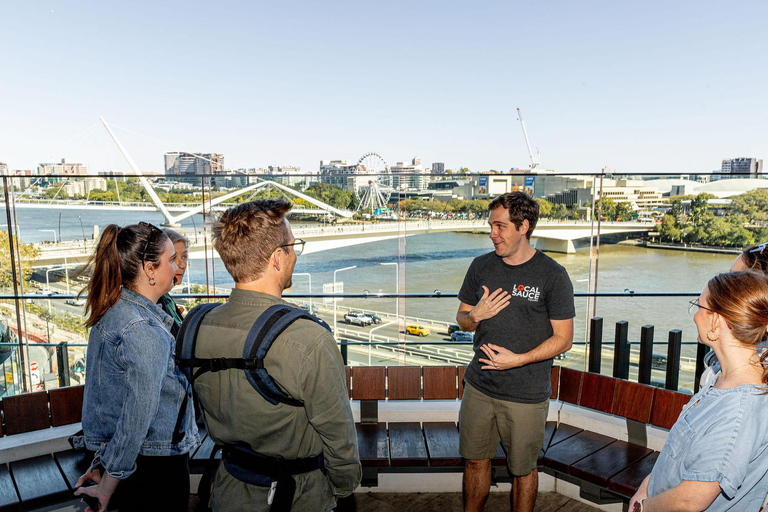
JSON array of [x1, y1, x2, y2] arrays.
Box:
[[77, 216, 87, 246], [368, 320, 397, 365], [380, 262, 399, 332], [333, 266, 357, 335], [39, 229, 57, 243], [292, 272, 312, 312]]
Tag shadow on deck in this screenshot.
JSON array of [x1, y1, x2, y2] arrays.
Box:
[[189, 491, 601, 512]]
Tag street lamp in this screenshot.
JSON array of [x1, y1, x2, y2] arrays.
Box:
[[292, 272, 312, 312], [39, 229, 57, 243], [77, 216, 87, 246], [380, 262, 400, 332], [333, 266, 357, 335], [368, 320, 397, 365]]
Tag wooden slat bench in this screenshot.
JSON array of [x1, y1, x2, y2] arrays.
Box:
[[541, 367, 692, 505], [0, 385, 87, 510], [0, 365, 693, 509]]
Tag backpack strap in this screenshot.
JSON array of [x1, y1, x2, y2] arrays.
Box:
[[176, 302, 222, 384], [241, 305, 331, 406], [177, 302, 331, 407]]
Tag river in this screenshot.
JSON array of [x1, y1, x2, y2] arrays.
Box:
[[9, 207, 736, 347]]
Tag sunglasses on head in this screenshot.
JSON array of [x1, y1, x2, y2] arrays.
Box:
[[138, 222, 162, 264]]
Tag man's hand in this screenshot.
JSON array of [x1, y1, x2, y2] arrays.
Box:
[[470, 286, 510, 323], [478, 343, 528, 370]]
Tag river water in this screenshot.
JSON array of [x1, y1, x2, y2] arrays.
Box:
[[10, 207, 737, 348]]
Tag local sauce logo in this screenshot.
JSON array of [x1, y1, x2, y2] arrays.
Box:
[[511, 283, 541, 302]]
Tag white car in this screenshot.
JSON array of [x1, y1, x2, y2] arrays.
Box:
[[65, 298, 85, 307], [344, 312, 373, 326]]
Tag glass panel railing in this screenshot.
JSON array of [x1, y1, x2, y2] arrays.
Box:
[[2, 170, 765, 396]]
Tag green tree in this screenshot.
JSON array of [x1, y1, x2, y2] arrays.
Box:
[[659, 214, 681, 242], [730, 189, 768, 223], [551, 204, 568, 219], [689, 193, 712, 229], [536, 198, 553, 218], [0, 230, 39, 290], [614, 202, 633, 221]]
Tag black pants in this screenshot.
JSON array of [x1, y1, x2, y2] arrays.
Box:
[[109, 454, 190, 512]]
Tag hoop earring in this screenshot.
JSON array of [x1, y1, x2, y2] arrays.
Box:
[[706, 329, 719, 342], [148, 276, 156, 286]]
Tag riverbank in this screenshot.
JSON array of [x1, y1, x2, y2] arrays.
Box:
[[641, 241, 741, 254]]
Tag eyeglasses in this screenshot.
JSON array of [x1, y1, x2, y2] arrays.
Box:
[[270, 239, 306, 257], [138, 222, 162, 264], [749, 242, 767, 254], [688, 298, 715, 315]]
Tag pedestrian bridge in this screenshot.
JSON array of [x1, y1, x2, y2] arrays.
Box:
[[29, 220, 653, 267]]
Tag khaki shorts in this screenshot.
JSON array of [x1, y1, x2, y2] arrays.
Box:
[[459, 381, 548, 476]]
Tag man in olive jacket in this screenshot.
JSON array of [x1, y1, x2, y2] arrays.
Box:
[[194, 199, 361, 511]]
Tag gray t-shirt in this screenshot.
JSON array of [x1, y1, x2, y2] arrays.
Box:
[[458, 250, 575, 403]]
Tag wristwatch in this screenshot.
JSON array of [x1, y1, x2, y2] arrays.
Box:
[[632, 498, 645, 512]]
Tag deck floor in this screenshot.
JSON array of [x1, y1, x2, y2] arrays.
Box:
[[334, 492, 601, 511], [190, 491, 602, 511]]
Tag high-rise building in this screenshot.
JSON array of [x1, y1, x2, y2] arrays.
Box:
[[0, 162, 8, 175], [319, 160, 360, 191], [164, 152, 225, 180], [714, 158, 763, 180], [37, 158, 88, 176], [391, 157, 429, 191], [431, 162, 445, 174]]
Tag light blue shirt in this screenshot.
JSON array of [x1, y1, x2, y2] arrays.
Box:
[[648, 375, 768, 510]]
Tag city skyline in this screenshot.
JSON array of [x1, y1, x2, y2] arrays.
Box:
[[1, 1, 766, 176]]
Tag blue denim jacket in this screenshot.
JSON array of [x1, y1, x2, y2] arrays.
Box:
[[79, 288, 199, 479]]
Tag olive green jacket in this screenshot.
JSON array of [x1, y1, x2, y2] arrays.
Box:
[[193, 289, 361, 511]]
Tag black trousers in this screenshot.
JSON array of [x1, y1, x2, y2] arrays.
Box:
[[109, 454, 190, 512]]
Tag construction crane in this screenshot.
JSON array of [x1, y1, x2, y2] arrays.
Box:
[[517, 107, 541, 170]]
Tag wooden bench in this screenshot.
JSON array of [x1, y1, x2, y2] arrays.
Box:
[[0, 385, 89, 510], [541, 366, 691, 505], [1, 366, 693, 509]]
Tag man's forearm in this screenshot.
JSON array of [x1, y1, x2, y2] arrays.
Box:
[[456, 310, 478, 332], [520, 334, 572, 365]]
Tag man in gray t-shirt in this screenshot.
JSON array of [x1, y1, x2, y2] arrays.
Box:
[[456, 192, 575, 512]]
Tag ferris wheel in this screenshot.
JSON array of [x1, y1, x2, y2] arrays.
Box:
[[355, 152, 392, 212]]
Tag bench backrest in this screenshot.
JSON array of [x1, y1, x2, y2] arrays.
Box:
[[553, 367, 691, 429], [1, 385, 84, 436]]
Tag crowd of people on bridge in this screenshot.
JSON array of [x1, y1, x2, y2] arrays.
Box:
[[68, 192, 767, 512]]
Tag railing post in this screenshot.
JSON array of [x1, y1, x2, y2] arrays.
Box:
[[588, 317, 603, 373], [638, 325, 654, 385], [613, 321, 630, 379], [56, 342, 70, 387], [665, 330, 682, 391], [340, 340, 348, 365], [694, 343, 709, 393]]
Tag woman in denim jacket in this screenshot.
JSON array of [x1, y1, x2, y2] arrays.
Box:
[[630, 271, 768, 511], [73, 223, 199, 511]]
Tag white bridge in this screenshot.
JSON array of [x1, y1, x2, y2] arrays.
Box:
[[29, 220, 652, 268]]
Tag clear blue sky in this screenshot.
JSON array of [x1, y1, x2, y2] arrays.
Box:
[[1, 0, 766, 175]]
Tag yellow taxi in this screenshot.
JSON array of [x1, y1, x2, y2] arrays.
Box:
[[406, 324, 431, 337]]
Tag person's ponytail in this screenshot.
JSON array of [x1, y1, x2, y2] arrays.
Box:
[[83, 225, 124, 327]]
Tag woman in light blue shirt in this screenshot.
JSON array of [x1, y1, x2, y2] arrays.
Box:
[[630, 271, 768, 511]]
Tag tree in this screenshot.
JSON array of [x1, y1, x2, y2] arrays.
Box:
[[730, 189, 768, 223], [536, 198, 553, 218], [551, 204, 568, 219], [659, 214, 681, 242], [0, 230, 39, 290], [614, 202, 633, 221], [689, 193, 712, 228]]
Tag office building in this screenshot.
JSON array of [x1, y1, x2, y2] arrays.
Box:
[[391, 157, 429, 191], [37, 159, 88, 176], [319, 160, 361, 191], [431, 162, 445, 174], [714, 158, 763, 180], [164, 152, 225, 181]]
